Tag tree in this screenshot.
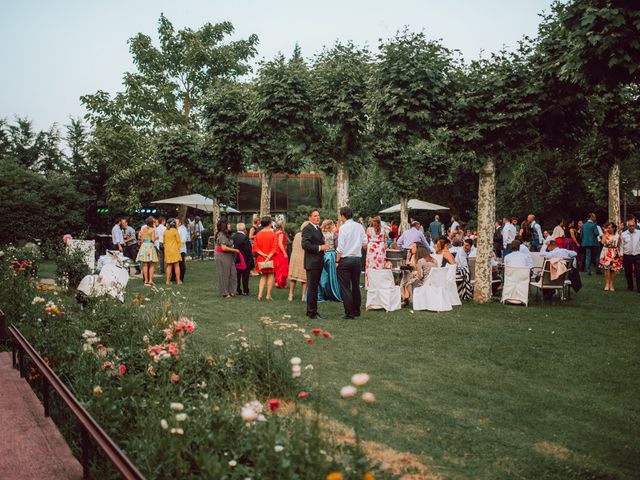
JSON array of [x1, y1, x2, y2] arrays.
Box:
[[249, 48, 315, 216], [81, 15, 258, 218], [539, 1, 640, 223], [311, 42, 371, 215], [450, 47, 543, 303], [369, 31, 459, 231]]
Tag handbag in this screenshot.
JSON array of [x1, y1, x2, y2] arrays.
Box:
[[258, 260, 274, 270], [235, 253, 247, 271]]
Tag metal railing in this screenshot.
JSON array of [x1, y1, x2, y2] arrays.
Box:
[[9, 323, 145, 480]]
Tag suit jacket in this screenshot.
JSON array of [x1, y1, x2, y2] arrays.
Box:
[[581, 220, 599, 247], [231, 232, 254, 269], [301, 223, 325, 270]]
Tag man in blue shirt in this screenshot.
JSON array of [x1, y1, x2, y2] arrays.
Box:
[[581, 213, 600, 275], [428, 215, 444, 241], [397, 221, 430, 251]]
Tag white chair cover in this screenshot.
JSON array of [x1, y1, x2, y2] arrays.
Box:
[[413, 267, 452, 312], [501, 266, 531, 306], [77, 263, 130, 302], [366, 269, 401, 312], [531, 252, 544, 270], [445, 264, 462, 306], [431, 253, 443, 266]]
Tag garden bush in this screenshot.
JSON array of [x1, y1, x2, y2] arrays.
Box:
[[55, 243, 91, 290], [0, 251, 392, 479]]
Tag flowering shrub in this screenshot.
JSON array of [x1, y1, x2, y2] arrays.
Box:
[[3, 277, 395, 480]]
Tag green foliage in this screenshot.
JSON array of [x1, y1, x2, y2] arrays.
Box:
[[81, 15, 258, 129], [0, 158, 85, 244], [248, 50, 316, 176], [369, 32, 460, 196], [55, 245, 91, 290], [551, 0, 640, 90], [311, 42, 372, 175]]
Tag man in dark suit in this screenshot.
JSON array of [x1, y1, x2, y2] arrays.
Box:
[[232, 222, 254, 296], [301, 209, 330, 319]]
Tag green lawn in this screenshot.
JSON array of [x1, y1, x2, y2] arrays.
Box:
[[121, 261, 638, 479]]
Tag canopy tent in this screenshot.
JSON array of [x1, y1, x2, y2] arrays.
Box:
[[151, 194, 240, 213], [379, 199, 449, 214]]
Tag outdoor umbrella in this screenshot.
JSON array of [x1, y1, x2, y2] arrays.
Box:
[[151, 194, 240, 213], [379, 199, 449, 213]]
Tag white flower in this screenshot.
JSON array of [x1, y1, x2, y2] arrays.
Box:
[[81, 330, 96, 339], [292, 371, 301, 378], [92, 386, 103, 397], [290, 357, 301, 366], [142, 335, 149, 343], [82, 343, 92, 352], [241, 341, 249, 349], [340, 386, 357, 398], [31, 296, 45, 304], [274, 445, 284, 452], [257, 414, 267, 422], [201, 393, 209, 399], [170, 402, 184, 411], [273, 339, 284, 346], [170, 427, 184, 435], [228, 460, 237, 467], [291, 365, 301, 373], [361, 392, 376, 403], [160, 419, 169, 430], [351, 373, 370, 386], [175, 413, 187, 422], [241, 406, 258, 423], [86, 336, 100, 345], [304, 364, 314, 371]]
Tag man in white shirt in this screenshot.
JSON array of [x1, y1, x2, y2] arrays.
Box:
[[155, 217, 167, 273], [450, 215, 460, 236], [621, 216, 640, 292], [111, 218, 124, 252], [336, 206, 368, 320], [502, 216, 516, 255], [541, 239, 577, 267], [463, 238, 477, 258], [504, 240, 533, 268], [528, 214, 543, 252]]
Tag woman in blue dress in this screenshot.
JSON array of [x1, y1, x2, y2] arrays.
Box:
[[318, 219, 341, 302]]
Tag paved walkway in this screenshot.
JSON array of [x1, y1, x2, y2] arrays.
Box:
[[0, 351, 82, 480]]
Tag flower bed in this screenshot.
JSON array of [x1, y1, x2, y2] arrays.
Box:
[[0, 250, 394, 480]]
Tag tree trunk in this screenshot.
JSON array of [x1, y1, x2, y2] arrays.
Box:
[[176, 180, 188, 223], [260, 171, 272, 218], [473, 158, 496, 304], [211, 197, 220, 234], [399, 196, 409, 233], [183, 93, 191, 123], [608, 161, 621, 224], [336, 163, 349, 217]]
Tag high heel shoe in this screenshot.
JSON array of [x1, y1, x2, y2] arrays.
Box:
[[288, 295, 293, 302]]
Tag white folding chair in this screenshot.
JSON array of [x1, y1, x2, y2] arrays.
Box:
[[445, 264, 462, 306], [530, 252, 544, 270], [366, 269, 401, 312], [501, 266, 531, 306], [413, 267, 452, 312]]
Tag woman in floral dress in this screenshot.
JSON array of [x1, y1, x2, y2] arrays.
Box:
[[599, 221, 622, 291], [365, 216, 387, 283]]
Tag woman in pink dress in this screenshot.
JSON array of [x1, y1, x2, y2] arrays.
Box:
[[366, 216, 387, 280], [273, 219, 289, 289], [599, 222, 622, 291]]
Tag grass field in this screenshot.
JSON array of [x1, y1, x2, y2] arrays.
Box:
[[66, 260, 640, 479]]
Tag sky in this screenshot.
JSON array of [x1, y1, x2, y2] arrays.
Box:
[[0, 0, 555, 131]]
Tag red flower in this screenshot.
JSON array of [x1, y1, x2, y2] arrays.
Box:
[[306, 338, 314, 345], [322, 332, 331, 338], [118, 365, 127, 375], [297, 391, 309, 399], [311, 328, 322, 336], [268, 399, 280, 412]]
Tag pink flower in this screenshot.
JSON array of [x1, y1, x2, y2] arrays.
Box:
[[322, 331, 332, 339], [101, 361, 114, 370], [170, 373, 180, 384], [297, 391, 309, 399], [118, 365, 127, 375], [306, 338, 314, 345]]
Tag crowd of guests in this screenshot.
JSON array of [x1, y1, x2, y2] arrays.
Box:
[[110, 207, 640, 314]]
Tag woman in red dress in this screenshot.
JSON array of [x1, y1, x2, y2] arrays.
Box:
[[253, 217, 277, 300], [273, 219, 289, 289], [365, 216, 387, 285]]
